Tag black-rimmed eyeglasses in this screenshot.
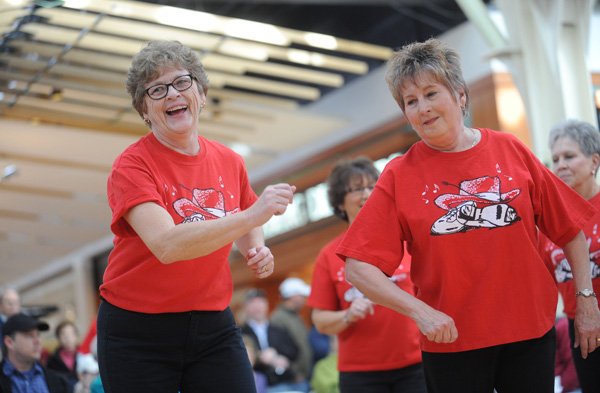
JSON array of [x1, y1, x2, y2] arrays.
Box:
[[346, 185, 375, 195], [145, 74, 195, 100]]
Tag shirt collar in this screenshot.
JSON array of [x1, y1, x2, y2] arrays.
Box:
[[3, 359, 44, 377]]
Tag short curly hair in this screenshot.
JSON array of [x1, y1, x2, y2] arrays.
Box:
[[126, 40, 209, 117], [385, 38, 469, 117], [327, 157, 379, 222]]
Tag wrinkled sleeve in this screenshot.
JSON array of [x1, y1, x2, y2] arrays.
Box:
[[107, 155, 164, 237], [524, 142, 596, 247], [308, 245, 341, 311], [336, 168, 406, 276]]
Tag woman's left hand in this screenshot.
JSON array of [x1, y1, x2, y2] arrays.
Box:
[[246, 246, 274, 278], [574, 297, 600, 358]]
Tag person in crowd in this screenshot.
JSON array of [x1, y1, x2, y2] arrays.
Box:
[[270, 278, 312, 392], [540, 119, 600, 393], [308, 157, 425, 393], [240, 288, 299, 392], [88, 337, 103, 393], [96, 40, 295, 393], [0, 289, 21, 339], [554, 316, 581, 393], [336, 38, 600, 393], [242, 334, 268, 393], [310, 335, 339, 393], [47, 321, 79, 390], [308, 324, 330, 365], [0, 313, 70, 393], [73, 353, 99, 393]]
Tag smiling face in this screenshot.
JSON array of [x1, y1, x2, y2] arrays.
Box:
[[142, 67, 206, 139], [401, 72, 466, 150], [340, 174, 377, 224], [551, 136, 599, 193]]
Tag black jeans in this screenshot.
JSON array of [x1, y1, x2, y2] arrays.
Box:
[[97, 300, 256, 393], [339, 363, 427, 393], [568, 318, 600, 393], [422, 327, 556, 393]]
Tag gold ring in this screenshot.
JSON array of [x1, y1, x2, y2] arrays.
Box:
[[597, 337, 600, 342]]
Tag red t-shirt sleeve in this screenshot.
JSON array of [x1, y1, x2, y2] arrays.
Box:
[[238, 163, 258, 210], [107, 154, 165, 237], [336, 166, 405, 276], [523, 142, 595, 246], [308, 239, 342, 311]]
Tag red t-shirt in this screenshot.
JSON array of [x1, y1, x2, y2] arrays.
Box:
[[101, 133, 257, 313], [337, 128, 594, 353], [308, 233, 421, 372], [540, 192, 600, 319]]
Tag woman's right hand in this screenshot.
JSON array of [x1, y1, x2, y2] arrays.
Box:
[[345, 298, 374, 323], [250, 183, 296, 225], [413, 305, 458, 343]]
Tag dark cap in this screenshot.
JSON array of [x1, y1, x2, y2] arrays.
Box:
[[2, 313, 50, 337], [245, 288, 267, 302]]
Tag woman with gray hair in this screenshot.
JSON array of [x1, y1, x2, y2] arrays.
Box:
[[97, 40, 295, 393], [336, 38, 600, 392], [540, 119, 600, 392]]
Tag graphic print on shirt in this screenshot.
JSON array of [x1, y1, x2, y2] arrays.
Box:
[[549, 235, 600, 283], [173, 187, 239, 223], [430, 175, 521, 235]]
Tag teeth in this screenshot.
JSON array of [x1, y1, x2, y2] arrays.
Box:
[[167, 105, 187, 112]]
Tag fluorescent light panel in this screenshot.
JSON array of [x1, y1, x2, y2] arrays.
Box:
[[60, 0, 391, 59]]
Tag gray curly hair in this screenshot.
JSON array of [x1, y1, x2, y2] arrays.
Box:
[[126, 40, 209, 117]]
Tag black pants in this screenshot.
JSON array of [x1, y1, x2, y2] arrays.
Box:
[[97, 300, 256, 393], [338, 363, 426, 393], [568, 318, 600, 393], [422, 327, 556, 393]]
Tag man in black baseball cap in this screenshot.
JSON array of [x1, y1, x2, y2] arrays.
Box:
[[2, 313, 49, 338], [1, 313, 69, 393]]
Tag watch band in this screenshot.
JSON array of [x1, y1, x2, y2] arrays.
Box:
[[575, 289, 597, 298]]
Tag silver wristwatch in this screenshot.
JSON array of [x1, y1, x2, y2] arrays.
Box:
[[575, 288, 597, 298]]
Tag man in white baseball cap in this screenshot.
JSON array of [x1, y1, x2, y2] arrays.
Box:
[[270, 278, 312, 392]]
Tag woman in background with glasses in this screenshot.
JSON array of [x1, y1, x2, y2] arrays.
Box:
[[97, 40, 295, 393], [308, 157, 426, 393]]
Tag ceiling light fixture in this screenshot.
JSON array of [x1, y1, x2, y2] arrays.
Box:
[[304, 33, 338, 50], [154, 6, 219, 32], [1, 164, 18, 182]]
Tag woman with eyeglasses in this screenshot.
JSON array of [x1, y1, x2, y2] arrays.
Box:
[[307, 157, 426, 393], [96, 40, 295, 393]]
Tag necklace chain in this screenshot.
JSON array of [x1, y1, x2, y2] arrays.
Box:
[[469, 128, 478, 148]]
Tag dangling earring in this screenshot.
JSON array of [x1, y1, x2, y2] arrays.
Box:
[[144, 118, 151, 127], [201, 101, 206, 109]]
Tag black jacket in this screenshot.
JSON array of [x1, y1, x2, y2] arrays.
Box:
[[241, 322, 299, 385], [0, 361, 70, 393], [46, 349, 78, 391]]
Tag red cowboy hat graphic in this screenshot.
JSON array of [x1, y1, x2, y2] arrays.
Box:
[[434, 176, 520, 210], [174, 188, 239, 222]]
